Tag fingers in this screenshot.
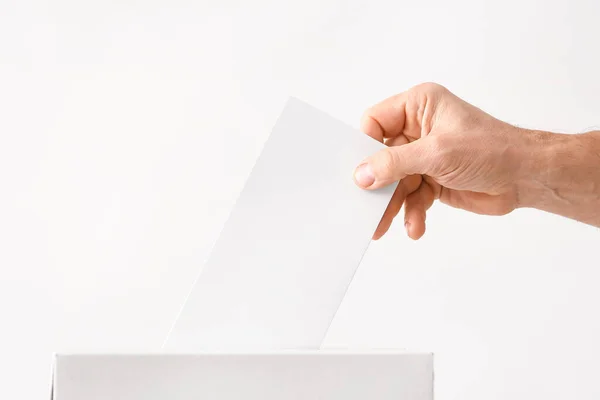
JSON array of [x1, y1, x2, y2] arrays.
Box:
[[403, 180, 436, 240], [360, 92, 409, 141], [385, 134, 409, 147], [370, 135, 416, 239], [373, 174, 422, 240], [373, 181, 406, 240], [359, 84, 449, 239], [358, 83, 457, 240], [354, 138, 436, 189], [360, 82, 449, 142]]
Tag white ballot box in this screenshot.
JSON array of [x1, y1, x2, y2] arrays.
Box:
[[50, 352, 433, 400]]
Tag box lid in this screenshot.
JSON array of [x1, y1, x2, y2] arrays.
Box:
[[51, 351, 433, 400]]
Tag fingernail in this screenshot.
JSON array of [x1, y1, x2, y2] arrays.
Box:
[[354, 163, 375, 188], [405, 221, 411, 232]]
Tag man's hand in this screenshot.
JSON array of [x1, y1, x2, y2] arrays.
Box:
[[354, 83, 600, 239]]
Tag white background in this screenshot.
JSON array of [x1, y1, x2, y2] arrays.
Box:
[[1, 0, 599, 398]]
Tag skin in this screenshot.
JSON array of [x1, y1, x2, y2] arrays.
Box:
[[353, 82, 600, 240]]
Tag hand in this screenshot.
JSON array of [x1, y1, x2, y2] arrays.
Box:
[[354, 83, 533, 240]]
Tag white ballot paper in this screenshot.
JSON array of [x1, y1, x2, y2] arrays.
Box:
[[164, 98, 397, 351]]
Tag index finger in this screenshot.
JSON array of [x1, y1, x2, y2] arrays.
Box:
[[360, 91, 409, 142]]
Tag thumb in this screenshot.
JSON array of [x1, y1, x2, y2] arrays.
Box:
[[354, 138, 436, 189]]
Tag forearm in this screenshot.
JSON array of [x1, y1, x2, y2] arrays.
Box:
[[517, 129, 600, 226]]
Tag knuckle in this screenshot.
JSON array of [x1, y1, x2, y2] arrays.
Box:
[[408, 83, 450, 127], [414, 82, 448, 96]]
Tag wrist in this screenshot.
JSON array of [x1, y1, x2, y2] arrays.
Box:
[[514, 129, 556, 209], [515, 129, 600, 211]]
